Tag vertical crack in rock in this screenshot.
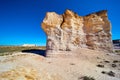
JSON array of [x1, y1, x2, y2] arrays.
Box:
[[41, 10, 113, 56]]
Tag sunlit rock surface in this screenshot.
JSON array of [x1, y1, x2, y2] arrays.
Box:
[[41, 10, 113, 55]]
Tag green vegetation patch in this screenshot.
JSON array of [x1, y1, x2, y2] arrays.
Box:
[[115, 50, 120, 53]]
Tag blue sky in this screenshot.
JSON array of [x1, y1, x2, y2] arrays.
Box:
[[0, 0, 120, 46]]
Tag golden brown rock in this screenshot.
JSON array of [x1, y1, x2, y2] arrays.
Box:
[[41, 12, 63, 35], [41, 10, 113, 55]]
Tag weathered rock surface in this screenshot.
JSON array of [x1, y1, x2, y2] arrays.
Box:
[[41, 10, 113, 55]]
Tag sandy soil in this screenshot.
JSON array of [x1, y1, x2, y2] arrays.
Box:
[[0, 48, 120, 80]]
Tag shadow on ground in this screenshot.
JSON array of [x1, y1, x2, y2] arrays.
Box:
[[22, 49, 46, 57]]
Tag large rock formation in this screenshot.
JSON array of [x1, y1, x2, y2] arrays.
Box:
[[41, 10, 113, 55]]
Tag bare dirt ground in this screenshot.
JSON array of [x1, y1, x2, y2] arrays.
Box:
[[0, 48, 120, 80]]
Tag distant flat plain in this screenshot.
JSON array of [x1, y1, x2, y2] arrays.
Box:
[[0, 46, 46, 56]]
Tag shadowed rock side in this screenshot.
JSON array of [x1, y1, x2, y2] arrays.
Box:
[[41, 10, 113, 56]]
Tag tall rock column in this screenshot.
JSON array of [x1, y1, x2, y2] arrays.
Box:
[[41, 10, 113, 56], [41, 12, 63, 52], [60, 10, 87, 51]]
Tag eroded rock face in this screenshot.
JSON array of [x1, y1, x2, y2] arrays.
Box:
[[41, 10, 113, 55]]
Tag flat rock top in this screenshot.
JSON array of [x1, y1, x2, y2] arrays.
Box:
[[0, 49, 120, 80]]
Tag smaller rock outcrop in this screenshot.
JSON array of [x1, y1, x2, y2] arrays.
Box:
[[41, 10, 113, 56], [113, 39, 120, 50]]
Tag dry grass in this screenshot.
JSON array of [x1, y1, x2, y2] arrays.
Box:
[[0, 46, 46, 56]]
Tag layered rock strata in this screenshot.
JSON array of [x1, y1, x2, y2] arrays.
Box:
[[41, 10, 113, 55]]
